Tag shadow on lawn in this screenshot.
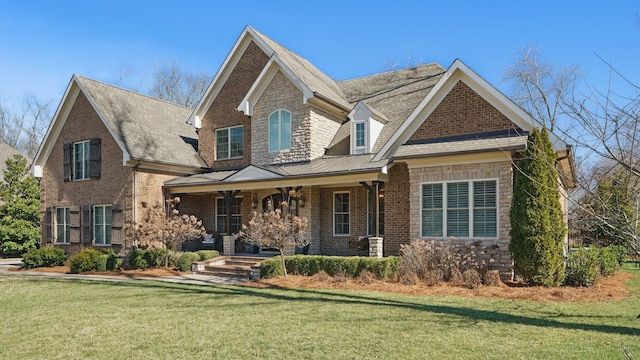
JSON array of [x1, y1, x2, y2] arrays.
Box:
[[37, 276, 640, 337]]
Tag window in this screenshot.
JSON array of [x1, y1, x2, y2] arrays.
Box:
[[94, 205, 112, 245], [216, 197, 242, 235], [216, 126, 243, 160], [355, 122, 365, 148], [268, 109, 291, 152], [367, 189, 385, 236], [421, 180, 497, 238], [333, 192, 350, 236], [473, 181, 497, 237], [55, 207, 70, 244], [74, 141, 90, 180]]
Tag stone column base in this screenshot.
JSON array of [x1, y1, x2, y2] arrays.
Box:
[[369, 237, 383, 258], [223, 235, 235, 256]]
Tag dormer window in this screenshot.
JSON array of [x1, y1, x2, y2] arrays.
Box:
[[269, 109, 291, 152], [355, 122, 366, 148]]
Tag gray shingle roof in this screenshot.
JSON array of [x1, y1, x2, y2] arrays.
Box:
[[337, 64, 446, 152], [165, 154, 387, 187], [0, 142, 28, 181], [251, 27, 352, 110], [393, 136, 528, 159], [76, 76, 206, 168]]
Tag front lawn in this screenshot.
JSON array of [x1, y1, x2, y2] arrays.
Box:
[[0, 267, 638, 359]]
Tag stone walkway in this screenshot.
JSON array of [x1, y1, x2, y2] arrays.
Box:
[[0, 258, 249, 286]]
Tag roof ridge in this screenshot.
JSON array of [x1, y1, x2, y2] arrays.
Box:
[[73, 74, 195, 111], [338, 62, 444, 83]]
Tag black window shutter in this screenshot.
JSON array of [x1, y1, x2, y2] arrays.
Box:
[[70, 206, 81, 243], [89, 138, 101, 179], [82, 205, 93, 245], [63, 143, 72, 181], [111, 204, 124, 246], [45, 207, 53, 243]]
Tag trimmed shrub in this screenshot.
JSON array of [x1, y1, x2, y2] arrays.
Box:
[[143, 248, 167, 268], [598, 246, 619, 276], [565, 248, 600, 287], [177, 252, 201, 272], [196, 250, 219, 261], [105, 251, 122, 271], [259, 255, 400, 279], [22, 247, 66, 269], [128, 250, 149, 270], [483, 270, 503, 287], [607, 244, 628, 266], [69, 249, 105, 274]]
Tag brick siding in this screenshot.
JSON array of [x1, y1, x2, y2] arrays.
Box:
[[409, 80, 518, 142]]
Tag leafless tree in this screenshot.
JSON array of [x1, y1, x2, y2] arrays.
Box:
[[240, 191, 308, 277], [0, 94, 51, 158], [504, 45, 580, 132], [149, 62, 211, 108], [505, 45, 640, 256]]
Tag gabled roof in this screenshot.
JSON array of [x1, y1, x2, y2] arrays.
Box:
[[33, 75, 206, 177], [373, 59, 568, 161], [335, 64, 446, 152], [191, 26, 350, 126]]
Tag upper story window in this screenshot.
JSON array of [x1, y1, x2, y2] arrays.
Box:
[[74, 141, 90, 180], [421, 180, 497, 238], [63, 138, 101, 182], [269, 109, 291, 152], [355, 122, 366, 148], [216, 126, 243, 160]]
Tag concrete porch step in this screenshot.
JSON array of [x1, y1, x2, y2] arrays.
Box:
[[192, 256, 269, 280]]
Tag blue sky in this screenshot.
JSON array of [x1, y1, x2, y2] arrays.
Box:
[[1, 0, 639, 111]]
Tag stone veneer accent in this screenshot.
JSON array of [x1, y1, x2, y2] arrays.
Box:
[[252, 71, 342, 164], [408, 81, 518, 142], [408, 160, 514, 279]]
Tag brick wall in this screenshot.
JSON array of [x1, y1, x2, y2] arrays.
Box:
[[409, 80, 518, 142], [41, 92, 133, 255], [319, 186, 369, 256], [384, 162, 410, 256], [200, 41, 269, 168], [407, 160, 514, 278]]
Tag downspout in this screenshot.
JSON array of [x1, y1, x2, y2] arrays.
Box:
[[133, 161, 141, 250]]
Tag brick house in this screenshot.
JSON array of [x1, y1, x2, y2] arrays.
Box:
[[33, 26, 574, 276]]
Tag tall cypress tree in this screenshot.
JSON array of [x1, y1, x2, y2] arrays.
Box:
[[510, 127, 566, 286]]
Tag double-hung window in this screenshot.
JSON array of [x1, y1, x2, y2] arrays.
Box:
[[55, 207, 70, 244], [421, 180, 497, 238], [94, 205, 112, 245], [74, 141, 90, 180], [216, 126, 243, 160], [268, 109, 291, 152], [333, 192, 350, 236], [216, 197, 242, 235]]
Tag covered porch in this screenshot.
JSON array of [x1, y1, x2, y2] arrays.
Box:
[[164, 156, 390, 258]]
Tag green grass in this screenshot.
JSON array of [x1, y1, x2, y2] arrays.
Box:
[[1, 267, 639, 359]]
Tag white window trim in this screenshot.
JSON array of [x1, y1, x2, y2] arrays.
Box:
[[55, 207, 70, 244], [268, 109, 292, 153], [215, 196, 243, 235], [419, 178, 499, 239], [215, 125, 243, 160], [73, 140, 90, 181], [333, 191, 350, 236], [93, 204, 112, 246], [352, 120, 367, 154]]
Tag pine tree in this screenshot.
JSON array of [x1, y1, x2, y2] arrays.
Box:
[[0, 154, 40, 256], [509, 127, 566, 286]]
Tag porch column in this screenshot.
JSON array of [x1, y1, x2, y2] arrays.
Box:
[[369, 237, 383, 258], [360, 181, 384, 238]]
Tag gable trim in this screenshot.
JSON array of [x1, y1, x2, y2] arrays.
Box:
[[237, 56, 314, 116], [373, 59, 566, 162]]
